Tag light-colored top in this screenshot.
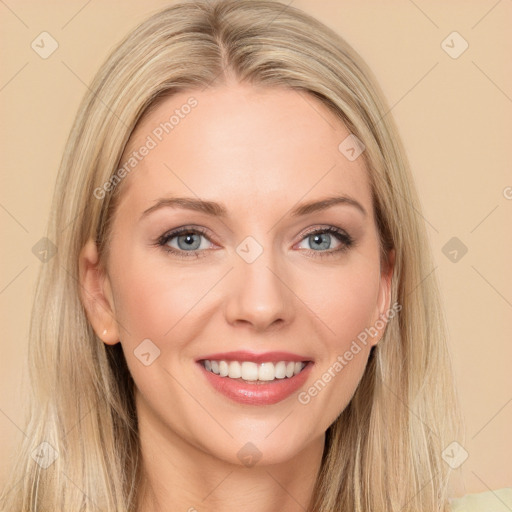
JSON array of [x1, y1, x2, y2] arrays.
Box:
[[449, 488, 512, 511]]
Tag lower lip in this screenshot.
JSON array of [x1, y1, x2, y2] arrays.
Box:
[[198, 362, 313, 405]]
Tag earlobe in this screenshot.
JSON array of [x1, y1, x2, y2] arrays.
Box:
[[78, 238, 120, 345]]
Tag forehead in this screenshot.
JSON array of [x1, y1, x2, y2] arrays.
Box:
[[115, 83, 373, 222]]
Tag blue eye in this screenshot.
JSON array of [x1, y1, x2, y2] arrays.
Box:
[[157, 227, 212, 259], [297, 227, 354, 256], [156, 225, 354, 259]]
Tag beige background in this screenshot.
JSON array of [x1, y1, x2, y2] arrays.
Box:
[[1, 0, 511, 499]]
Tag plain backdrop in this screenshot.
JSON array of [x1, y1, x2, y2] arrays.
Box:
[[1, 0, 511, 498]]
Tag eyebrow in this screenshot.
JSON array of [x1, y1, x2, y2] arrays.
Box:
[[140, 194, 367, 221]]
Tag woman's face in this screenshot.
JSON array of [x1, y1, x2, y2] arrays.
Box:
[[81, 82, 393, 466]]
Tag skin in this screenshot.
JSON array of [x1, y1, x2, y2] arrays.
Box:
[[79, 81, 394, 512]]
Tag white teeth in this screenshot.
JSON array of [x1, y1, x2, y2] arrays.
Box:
[[258, 362, 275, 381], [274, 361, 286, 379], [202, 359, 307, 381], [228, 360, 242, 379], [241, 361, 259, 381], [219, 360, 229, 377]]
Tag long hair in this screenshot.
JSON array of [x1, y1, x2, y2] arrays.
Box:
[[0, 1, 460, 510]]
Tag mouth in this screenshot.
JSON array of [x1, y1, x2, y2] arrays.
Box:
[[196, 351, 314, 405], [200, 359, 308, 383]]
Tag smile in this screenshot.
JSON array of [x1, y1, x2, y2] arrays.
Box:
[[202, 359, 307, 382]]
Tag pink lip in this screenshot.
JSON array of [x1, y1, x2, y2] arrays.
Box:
[[196, 350, 311, 364], [197, 359, 313, 406]]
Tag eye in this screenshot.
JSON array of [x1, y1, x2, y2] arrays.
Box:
[[156, 226, 214, 259], [155, 225, 354, 259], [295, 226, 354, 257]]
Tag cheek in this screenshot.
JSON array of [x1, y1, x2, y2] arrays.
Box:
[[297, 257, 381, 423], [107, 251, 207, 403], [306, 258, 381, 351], [110, 249, 210, 342]]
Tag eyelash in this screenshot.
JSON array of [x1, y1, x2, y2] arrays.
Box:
[[155, 225, 354, 259]]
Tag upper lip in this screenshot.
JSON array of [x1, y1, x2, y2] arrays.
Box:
[[196, 350, 313, 364]]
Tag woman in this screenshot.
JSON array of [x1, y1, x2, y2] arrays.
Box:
[[0, 0, 484, 510]]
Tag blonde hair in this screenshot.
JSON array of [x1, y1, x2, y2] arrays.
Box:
[[1, 0, 460, 510]]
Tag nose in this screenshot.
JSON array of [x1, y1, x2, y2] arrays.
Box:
[[224, 248, 295, 333]]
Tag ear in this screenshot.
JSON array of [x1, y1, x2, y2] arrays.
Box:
[[370, 248, 396, 347], [78, 238, 120, 345]]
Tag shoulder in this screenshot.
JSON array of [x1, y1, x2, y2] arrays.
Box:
[[449, 487, 512, 511]]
